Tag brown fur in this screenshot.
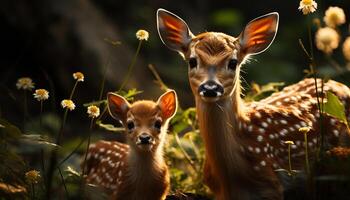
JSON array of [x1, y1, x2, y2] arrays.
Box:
[[84, 91, 177, 200], [157, 10, 350, 200]]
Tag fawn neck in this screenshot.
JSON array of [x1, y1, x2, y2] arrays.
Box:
[[127, 129, 167, 183]]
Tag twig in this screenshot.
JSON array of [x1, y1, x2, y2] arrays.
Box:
[[174, 132, 198, 172], [58, 167, 69, 199], [148, 64, 169, 91]]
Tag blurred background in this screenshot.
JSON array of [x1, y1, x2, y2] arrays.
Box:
[[1, 0, 350, 134]]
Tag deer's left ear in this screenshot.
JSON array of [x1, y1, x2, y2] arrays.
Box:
[[239, 12, 279, 55], [157, 8, 193, 56], [157, 90, 178, 120]]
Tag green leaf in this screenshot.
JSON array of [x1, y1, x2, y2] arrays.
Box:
[[20, 134, 60, 150], [96, 121, 124, 132], [119, 88, 143, 101], [323, 91, 348, 126], [83, 100, 107, 107], [65, 166, 81, 178]]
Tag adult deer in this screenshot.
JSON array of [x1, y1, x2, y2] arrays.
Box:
[[157, 9, 350, 200], [83, 90, 177, 200]]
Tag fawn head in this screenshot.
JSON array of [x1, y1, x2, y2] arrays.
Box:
[[157, 9, 279, 102], [107, 90, 177, 152]]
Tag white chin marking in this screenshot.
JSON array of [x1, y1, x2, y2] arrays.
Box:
[[199, 91, 204, 96]]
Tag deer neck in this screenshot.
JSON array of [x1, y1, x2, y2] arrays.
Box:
[[195, 86, 249, 182], [127, 136, 166, 184]]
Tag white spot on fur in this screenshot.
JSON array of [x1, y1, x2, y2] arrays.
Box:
[[267, 118, 272, 123], [280, 129, 288, 137], [255, 147, 261, 154], [333, 130, 339, 137], [248, 125, 253, 132], [257, 135, 263, 142], [280, 120, 287, 125], [255, 112, 262, 118], [248, 146, 254, 152], [261, 122, 268, 128], [258, 128, 265, 134]]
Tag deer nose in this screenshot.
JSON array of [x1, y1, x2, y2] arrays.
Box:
[[198, 80, 224, 98], [139, 133, 152, 144]]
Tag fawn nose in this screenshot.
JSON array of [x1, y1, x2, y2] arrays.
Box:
[[139, 133, 152, 144], [198, 80, 224, 98]]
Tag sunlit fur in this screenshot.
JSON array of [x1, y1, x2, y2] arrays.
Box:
[[126, 101, 166, 154], [120, 100, 169, 200], [85, 91, 178, 200], [158, 9, 350, 200], [186, 32, 246, 104]]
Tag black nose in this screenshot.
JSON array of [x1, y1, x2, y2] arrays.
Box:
[[198, 80, 224, 98], [139, 134, 152, 144]]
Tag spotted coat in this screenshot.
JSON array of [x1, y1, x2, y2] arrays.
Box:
[[240, 78, 350, 171]]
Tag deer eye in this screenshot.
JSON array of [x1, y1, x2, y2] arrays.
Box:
[[126, 121, 135, 131], [188, 58, 197, 69], [227, 59, 238, 71], [154, 120, 162, 130]]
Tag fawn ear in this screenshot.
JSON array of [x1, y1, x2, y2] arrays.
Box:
[[238, 12, 279, 55], [107, 92, 130, 121], [157, 8, 193, 56], [157, 90, 178, 120]]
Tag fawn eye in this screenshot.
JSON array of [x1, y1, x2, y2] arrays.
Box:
[[227, 59, 238, 71], [154, 120, 162, 130], [188, 58, 197, 69], [126, 121, 135, 131]]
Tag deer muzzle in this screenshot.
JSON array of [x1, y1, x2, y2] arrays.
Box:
[[198, 80, 224, 98]]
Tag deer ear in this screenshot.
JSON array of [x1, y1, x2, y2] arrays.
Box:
[[157, 90, 178, 120], [107, 92, 130, 121], [239, 12, 279, 55], [157, 8, 193, 56]]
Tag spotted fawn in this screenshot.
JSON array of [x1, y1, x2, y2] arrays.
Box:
[[83, 90, 177, 200], [157, 9, 350, 200]]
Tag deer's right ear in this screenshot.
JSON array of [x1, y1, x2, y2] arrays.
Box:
[[157, 8, 193, 56], [107, 92, 130, 121]]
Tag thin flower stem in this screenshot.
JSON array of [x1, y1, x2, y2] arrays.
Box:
[[31, 183, 35, 200], [118, 40, 143, 92], [69, 81, 79, 100], [23, 90, 28, 125], [56, 109, 68, 145], [39, 100, 46, 187], [304, 133, 310, 176], [58, 167, 69, 199], [99, 54, 111, 101], [82, 119, 94, 176], [40, 100, 43, 127], [96, 106, 108, 122], [306, 19, 325, 158], [288, 144, 292, 175]]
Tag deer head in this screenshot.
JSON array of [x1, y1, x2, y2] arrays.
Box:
[[107, 90, 177, 153], [157, 9, 279, 102]]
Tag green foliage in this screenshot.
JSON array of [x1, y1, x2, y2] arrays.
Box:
[[322, 91, 348, 127], [210, 9, 243, 30], [245, 82, 284, 101], [165, 107, 211, 196]]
